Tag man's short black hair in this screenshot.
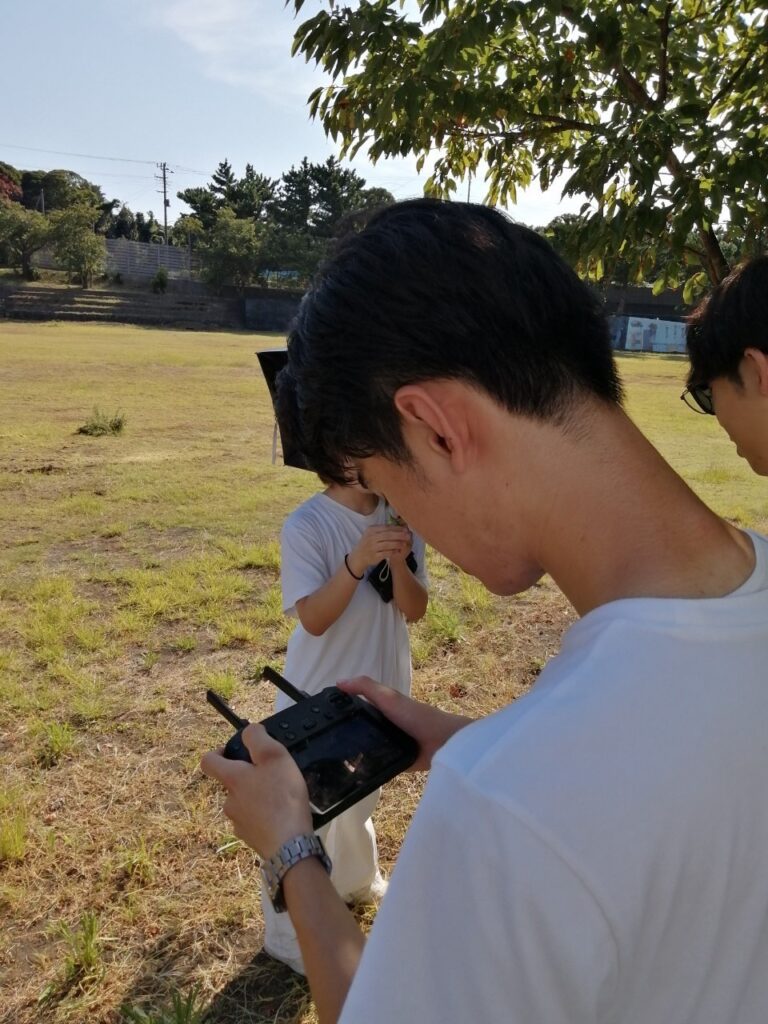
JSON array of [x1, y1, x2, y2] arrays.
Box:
[[287, 198, 623, 484], [687, 256, 768, 387]]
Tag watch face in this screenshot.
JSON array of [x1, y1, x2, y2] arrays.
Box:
[[262, 864, 281, 898]]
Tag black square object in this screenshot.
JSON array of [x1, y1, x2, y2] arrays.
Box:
[[367, 552, 419, 603], [256, 348, 309, 471]]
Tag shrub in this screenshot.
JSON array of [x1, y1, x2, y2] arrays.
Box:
[[151, 267, 168, 294]]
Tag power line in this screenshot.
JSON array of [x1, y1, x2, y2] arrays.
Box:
[[0, 142, 157, 165], [0, 143, 211, 180], [87, 172, 158, 181]]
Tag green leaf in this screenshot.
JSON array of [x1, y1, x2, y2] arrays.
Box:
[[288, 0, 765, 288]]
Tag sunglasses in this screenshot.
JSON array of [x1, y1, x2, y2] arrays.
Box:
[[680, 384, 715, 415]]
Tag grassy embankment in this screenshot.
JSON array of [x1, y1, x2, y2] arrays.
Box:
[[0, 322, 764, 1024]]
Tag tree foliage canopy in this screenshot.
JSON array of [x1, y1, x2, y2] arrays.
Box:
[[0, 202, 50, 279], [50, 205, 106, 288], [200, 207, 263, 291], [293, 0, 768, 294], [179, 155, 394, 284], [178, 160, 277, 230]]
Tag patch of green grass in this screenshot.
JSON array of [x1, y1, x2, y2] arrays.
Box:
[[42, 911, 104, 1000], [216, 614, 260, 647], [412, 600, 463, 666], [100, 523, 125, 539], [171, 635, 197, 653], [692, 466, 741, 485], [254, 584, 284, 626], [459, 573, 494, 621], [76, 407, 126, 437], [71, 622, 108, 652], [118, 554, 253, 627], [0, 786, 28, 863], [34, 721, 76, 768], [22, 577, 98, 668], [200, 667, 238, 700], [121, 985, 206, 1024], [141, 649, 160, 672], [118, 836, 158, 887], [216, 537, 281, 571], [113, 607, 155, 645]]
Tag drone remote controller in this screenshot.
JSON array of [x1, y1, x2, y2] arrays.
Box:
[[206, 666, 418, 827]]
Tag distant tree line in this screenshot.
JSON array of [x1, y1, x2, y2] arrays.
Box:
[[1, 156, 762, 297], [0, 156, 395, 290]]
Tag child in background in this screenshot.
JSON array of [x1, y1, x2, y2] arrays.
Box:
[[261, 381, 429, 975]]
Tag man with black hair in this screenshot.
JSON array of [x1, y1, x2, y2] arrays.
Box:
[[684, 256, 768, 475], [203, 200, 768, 1024]]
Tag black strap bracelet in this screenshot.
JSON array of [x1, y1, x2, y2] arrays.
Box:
[[344, 553, 364, 580]]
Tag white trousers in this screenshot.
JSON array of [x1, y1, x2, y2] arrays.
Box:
[[261, 788, 382, 965]]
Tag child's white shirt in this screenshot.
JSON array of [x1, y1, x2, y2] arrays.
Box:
[[280, 493, 427, 704]]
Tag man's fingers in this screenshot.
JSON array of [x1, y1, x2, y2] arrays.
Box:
[[337, 675, 400, 712], [241, 722, 286, 764], [201, 749, 241, 786]]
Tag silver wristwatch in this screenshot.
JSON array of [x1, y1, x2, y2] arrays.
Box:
[[261, 833, 332, 913]]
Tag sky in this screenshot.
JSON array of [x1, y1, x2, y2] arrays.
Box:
[[0, 0, 579, 227]]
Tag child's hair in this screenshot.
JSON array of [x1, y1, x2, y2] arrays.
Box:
[[687, 256, 768, 386], [286, 198, 623, 485]]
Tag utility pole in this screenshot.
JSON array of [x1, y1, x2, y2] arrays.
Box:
[[155, 162, 172, 244]]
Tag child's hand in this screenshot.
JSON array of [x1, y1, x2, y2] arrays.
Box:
[[348, 525, 411, 577], [389, 527, 414, 563]]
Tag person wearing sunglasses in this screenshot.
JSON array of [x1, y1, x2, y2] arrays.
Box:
[[683, 256, 768, 475]]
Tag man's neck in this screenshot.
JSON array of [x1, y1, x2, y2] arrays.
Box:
[[488, 404, 756, 616]]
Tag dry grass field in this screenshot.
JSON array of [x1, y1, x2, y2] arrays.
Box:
[[0, 321, 765, 1024]]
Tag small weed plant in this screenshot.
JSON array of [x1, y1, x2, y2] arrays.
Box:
[[122, 985, 206, 1024], [35, 721, 76, 767], [119, 836, 157, 886], [40, 911, 104, 1001], [0, 809, 27, 864]]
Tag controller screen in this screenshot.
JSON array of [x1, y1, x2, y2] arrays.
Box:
[[297, 712, 406, 812]]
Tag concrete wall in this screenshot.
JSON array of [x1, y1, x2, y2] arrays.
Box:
[[243, 287, 303, 331], [35, 238, 199, 281]]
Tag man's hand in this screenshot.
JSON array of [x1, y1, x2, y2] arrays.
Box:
[[200, 725, 313, 858], [347, 525, 411, 577], [337, 676, 473, 771]]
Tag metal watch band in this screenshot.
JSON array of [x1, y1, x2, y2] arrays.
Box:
[[261, 833, 332, 913]]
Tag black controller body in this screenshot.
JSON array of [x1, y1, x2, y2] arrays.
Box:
[[210, 678, 419, 828]]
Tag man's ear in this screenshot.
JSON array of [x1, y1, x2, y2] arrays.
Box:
[[393, 382, 473, 473], [744, 348, 768, 396]]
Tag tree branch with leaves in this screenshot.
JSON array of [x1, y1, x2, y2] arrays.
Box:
[[292, 0, 768, 299]]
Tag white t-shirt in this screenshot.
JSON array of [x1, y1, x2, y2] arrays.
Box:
[[340, 530, 768, 1024], [279, 493, 427, 706]]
